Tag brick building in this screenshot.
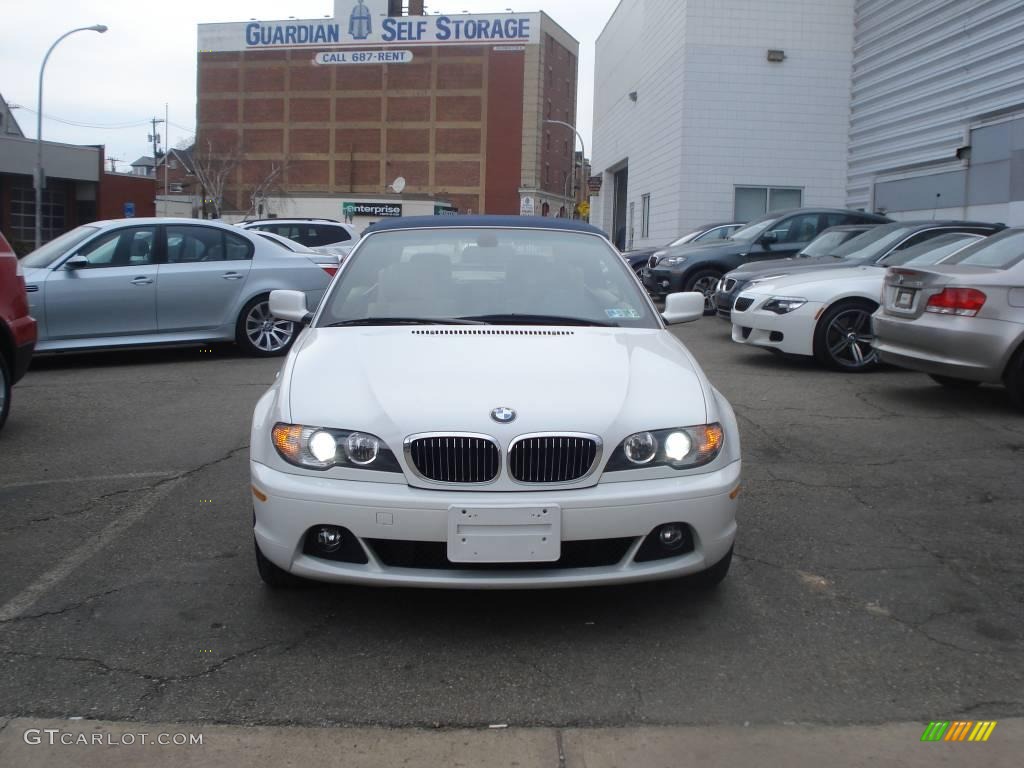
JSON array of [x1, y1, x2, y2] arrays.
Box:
[[196, 0, 579, 218]]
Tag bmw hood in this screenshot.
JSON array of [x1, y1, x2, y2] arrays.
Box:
[[742, 266, 880, 294], [283, 327, 710, 441]]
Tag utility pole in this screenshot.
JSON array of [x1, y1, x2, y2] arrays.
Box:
[[148, 117, 165, 179], [163, 103, 169, 197], [108, 157, 122, 173]]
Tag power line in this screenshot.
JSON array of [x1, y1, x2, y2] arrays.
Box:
[[10, 105, 152, 130]]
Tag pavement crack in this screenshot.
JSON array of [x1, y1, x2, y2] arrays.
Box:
[[0, 587, 123, 624], [555, 729, 567, 768], [7, 445, 250, 532]]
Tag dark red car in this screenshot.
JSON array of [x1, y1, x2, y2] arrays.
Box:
[[0, 229, 37, 430]]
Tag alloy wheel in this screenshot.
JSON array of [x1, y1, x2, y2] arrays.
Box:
[[691, 275, 719, 312], [245, 301, 295, 353], [825, 307, 877, 369]]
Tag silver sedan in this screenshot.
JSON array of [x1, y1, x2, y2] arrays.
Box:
[[20, 218, 333, 356], [873, 227, 1024, 408]]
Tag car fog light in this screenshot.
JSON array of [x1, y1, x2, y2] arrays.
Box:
[[664, 431, 692, 462], [658, 524, 685, 550], [308, 431, 338, 462], [345, 432, 380, 465], [624, 431, 657, 464], [316, 526, 344, 552]]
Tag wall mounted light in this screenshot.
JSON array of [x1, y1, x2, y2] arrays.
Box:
[[628, 90, 638, 102], [767, 49, 786, 62]]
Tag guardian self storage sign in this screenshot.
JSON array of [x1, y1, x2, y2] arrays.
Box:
[[199, 0, 539, 52]]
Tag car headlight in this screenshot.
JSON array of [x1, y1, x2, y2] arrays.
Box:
[[663, 256, 687, 266], [271, 423, 400, 472], [761, 296, 807, 314], [605, 424, 724, 471]]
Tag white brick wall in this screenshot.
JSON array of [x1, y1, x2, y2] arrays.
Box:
[[592, 0, 854, 249]]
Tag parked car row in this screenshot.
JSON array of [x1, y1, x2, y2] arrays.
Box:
[[642, 208, 891, 312], [705, 215, 1022, 407]]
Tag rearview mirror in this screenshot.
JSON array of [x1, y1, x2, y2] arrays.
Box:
[[269, 290, 312, 325], [64, 255, 89, 270], [661, 291, 705, 325]]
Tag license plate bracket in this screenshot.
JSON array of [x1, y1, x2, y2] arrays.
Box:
[[447, 505, 561, 563], [895, 287, 915, 309]]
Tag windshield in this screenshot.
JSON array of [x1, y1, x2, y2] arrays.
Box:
[[799, 229, 860, 257], [880, 234, 982, 267], [942, 229, 1024, 269], [726, 215, 776, 242], [318, 227, 659, 329], [830, 223, 911, 260], [19, 226, 99, 268]]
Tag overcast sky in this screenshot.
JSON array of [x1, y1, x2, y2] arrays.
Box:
[[1, 0, 619, 170]]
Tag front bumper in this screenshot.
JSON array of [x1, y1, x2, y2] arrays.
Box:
[[642, 267, 685, 296], [730, 295, 822, 356], [873, 312, 1021, 384], [251, 459, 741, 589]]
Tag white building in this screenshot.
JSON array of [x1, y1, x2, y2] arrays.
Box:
[[590, 0, 855, 251], [848, 0, 1024, 224]]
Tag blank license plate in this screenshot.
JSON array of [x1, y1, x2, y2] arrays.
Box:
[[447, 505, 561, 563], [895, 288, 915, 309]]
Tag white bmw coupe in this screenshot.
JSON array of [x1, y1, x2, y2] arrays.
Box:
[[250, 216, 741, 590]]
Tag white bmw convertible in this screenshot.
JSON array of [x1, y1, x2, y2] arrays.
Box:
[[249, 216, 741, 590], [729, 232, 984, 371]]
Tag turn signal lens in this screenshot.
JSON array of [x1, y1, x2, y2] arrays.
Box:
[[697, 424, 724, 458], [925, 288, 986, 317], [272, 423, 303, 461]]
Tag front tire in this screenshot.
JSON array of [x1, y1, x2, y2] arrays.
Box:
[[684, 269, 723, 316], [236, 295, 297, 357], [255, 539, 307, 588], [0, 353, 11, 432], [813, 299, 879, 372], [929, 374, 981, 390]]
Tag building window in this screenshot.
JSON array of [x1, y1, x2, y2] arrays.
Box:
[[641, 194, 651, 238], [546, 101, 551, 118], [545, 132, 550, 151], [734, 186, 803, 221], [170, 183, 184, 193], [9, 182, 66, 245], [545, 163, 550, 184]]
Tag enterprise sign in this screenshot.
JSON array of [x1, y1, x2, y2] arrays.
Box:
[[199, 11, 540, 51], [343, 201, 402, 217]]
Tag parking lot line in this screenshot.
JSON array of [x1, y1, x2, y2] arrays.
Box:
[[0, 477, 185, 625]]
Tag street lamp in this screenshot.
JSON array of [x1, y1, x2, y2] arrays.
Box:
[[35, 24, 108, 249], [543, 118, 584, 218]]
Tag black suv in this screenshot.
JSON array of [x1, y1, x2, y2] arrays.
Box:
[[714, 220, 1006, 320], [642, 208, 890, 312]]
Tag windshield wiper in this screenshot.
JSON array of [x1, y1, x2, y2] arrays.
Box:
[[457, 313, 616, 327], [326, 317, 486, 327]]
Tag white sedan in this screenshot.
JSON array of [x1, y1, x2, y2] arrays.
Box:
[[249, 216, 741, 590], [730, 232, 984, 371]]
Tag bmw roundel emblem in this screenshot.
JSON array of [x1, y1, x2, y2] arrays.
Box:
[[491, 407, 516, 423]]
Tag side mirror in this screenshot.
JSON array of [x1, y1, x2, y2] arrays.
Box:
[[269, 289, 312, 325], [64, 255, 89, 270], [760, 232, 778, 246], [661, 291, 705, 325]]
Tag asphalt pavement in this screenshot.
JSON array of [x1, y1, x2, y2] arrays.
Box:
[[0, 319, 1021, 753]]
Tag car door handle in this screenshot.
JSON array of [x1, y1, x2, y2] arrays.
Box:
[[221, 272, 244, 280], [130, 277, 153, 285]]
